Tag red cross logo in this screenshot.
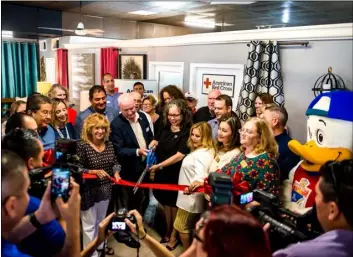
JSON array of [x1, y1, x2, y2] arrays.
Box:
[[203, 78, 211, 89]]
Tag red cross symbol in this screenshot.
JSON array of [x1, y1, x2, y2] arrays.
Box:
[[203, 78, 211, 89]]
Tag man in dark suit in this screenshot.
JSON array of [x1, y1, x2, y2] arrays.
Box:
[[110, 93, 154, 213], [194, 89, 221, 122]]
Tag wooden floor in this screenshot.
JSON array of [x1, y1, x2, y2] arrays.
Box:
[[107, 226, 184, 257]]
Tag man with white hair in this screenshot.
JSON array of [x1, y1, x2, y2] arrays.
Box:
[[110, 93, 154, 213], [194, 89, 221, 122]]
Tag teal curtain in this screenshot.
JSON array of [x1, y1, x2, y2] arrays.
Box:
[[1, 41, 39, 98]]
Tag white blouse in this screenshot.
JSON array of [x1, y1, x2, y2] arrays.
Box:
[[208, 148, 241, 173], [176, 148, 214, 213]]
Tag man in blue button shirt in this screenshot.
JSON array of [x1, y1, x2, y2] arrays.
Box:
[[26, 94, 55, 150], [102, 73, 121, 112], [75, 85, 119, 137], [208, 95, 233, 140]]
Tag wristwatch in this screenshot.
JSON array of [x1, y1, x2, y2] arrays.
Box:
[[29, 212, 42, 229], [159, 164, 163, 170]]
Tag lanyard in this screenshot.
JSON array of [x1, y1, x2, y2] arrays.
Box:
[[56, 124, 70, 139]]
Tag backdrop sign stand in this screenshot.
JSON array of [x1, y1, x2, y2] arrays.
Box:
[[202, 74, 236, 97], [114, 79, 159, 98]]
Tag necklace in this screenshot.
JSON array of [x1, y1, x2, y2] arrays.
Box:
[[56, 124, 70, 139], [90, 142, 105, 152], [215, 151, 225, 163]]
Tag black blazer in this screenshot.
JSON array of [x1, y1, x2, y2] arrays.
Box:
[[110, 112, 154, 181]]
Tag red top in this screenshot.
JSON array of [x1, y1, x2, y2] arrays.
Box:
[[67, 107, 77, 125]]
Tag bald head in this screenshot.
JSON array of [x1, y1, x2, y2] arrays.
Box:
[[208, 90, 222, 111], [118, 93, 137, 121], [5, 113, 38, 134]]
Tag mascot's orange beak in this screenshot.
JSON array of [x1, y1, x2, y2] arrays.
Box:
[[288, 140, 353, 172]]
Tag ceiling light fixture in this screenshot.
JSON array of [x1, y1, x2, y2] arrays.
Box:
[[185, 21, 216, 28], [184, 17, 216, 28], [150, 1, 189, 9], [75, 22, 86, 36], [210, 1, 256, 5], [282, 8, 290, 23], [129, 10, 158, 15], [2, 30, 13, 38]]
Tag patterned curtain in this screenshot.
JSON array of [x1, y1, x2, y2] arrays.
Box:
[[236, 40, 284, 122]]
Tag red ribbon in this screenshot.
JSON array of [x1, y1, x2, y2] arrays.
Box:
[[82, 173, 206, 192], [82, 172, 250, 196], [231, 172, 250, 196], [43, 149, 55, 167]]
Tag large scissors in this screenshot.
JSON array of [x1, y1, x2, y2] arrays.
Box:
[[133, 148, 156, 194]]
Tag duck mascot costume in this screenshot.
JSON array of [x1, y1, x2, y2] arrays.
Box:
[[282, 90, 353, 214]]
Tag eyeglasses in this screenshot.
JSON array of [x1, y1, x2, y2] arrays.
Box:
[[168, 114, 181, 118], [238, 128, 256, 134]]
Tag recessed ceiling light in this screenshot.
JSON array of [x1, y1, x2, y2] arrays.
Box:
[[282, 8, 290, 23], [129, 10, 158, 16], [210, 1, 256, 4], [185, 21, 216, 28], [184, 17, 216, 28], [2, 31, 13, 38], [150, 1, 189, 9], [215, 22, 234, 27]]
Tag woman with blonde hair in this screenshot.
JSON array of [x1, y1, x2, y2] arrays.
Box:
[[218, 117, 279, 196], [51, 98, 77, 139], [167, 122, 215, 250], [48, 84, 77, 124], [77, 113, 121, 256]]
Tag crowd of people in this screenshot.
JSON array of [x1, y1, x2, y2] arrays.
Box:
[[2, 73, 353, 257]]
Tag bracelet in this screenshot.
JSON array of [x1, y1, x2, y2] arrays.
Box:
[[139, 232, 147, 240], [29, 212, 42, 229]]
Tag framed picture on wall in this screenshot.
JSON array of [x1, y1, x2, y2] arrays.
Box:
[[71, 53, 95, 110], [119, 54, 147, 79]]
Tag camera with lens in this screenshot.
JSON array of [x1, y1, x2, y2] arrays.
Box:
[[247, 189, 323, 251], [208, 172, 233, 206], [28, 139, 83, 199], [108, 208, 136, 232]]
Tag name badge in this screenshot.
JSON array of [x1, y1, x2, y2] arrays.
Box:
[[240, 160, 247, 168], [107, 101, 111, 104]]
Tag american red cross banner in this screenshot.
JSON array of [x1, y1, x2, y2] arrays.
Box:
[[201, 74, 236, 97]]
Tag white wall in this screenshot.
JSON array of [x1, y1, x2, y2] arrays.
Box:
[[49, 24, 353, 144], [121, 40, 353, 143]]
